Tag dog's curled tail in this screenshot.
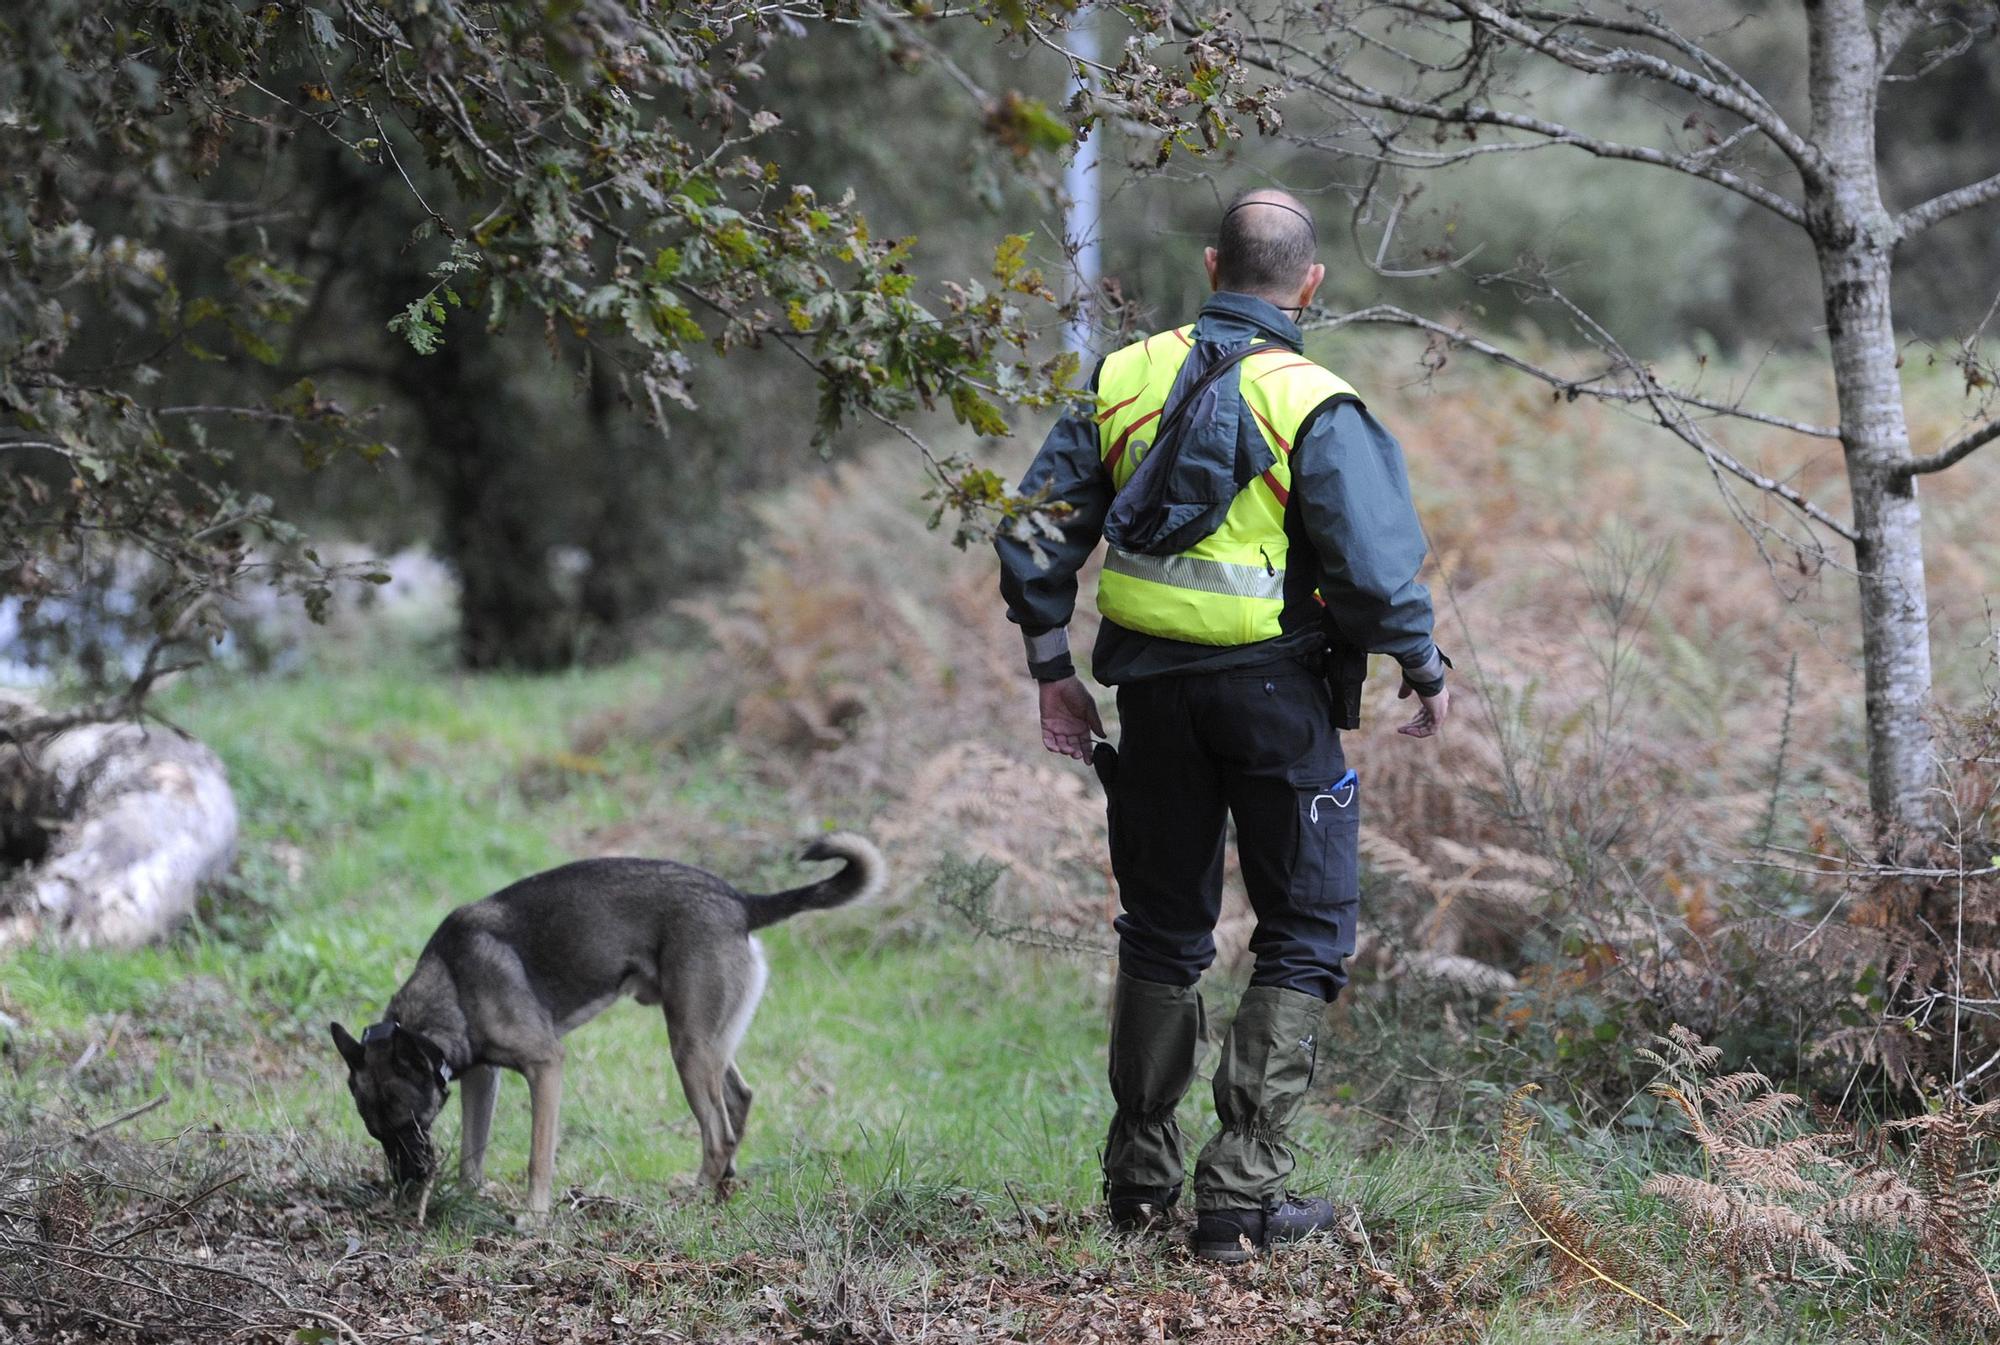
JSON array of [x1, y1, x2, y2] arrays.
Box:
[[740, 832, 887, 931]]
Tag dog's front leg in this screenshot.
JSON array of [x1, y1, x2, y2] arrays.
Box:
[[522, 1055, 564, 1218], [458, 1066, 499, 1189]]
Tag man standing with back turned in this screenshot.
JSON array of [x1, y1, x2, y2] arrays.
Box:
[[996, 189, 1449, 1262]]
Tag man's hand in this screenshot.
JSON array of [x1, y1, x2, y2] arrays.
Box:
[[1396, 681, 1449, 738], [1039, 676, 1106, 761]]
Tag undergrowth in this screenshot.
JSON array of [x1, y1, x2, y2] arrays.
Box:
[[2, 338, 1997, 1340]]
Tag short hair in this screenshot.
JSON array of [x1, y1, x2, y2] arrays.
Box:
[[1214, 192, 1317, 297]]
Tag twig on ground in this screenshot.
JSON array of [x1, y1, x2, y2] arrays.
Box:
[[70, 1092, 171, 1146]]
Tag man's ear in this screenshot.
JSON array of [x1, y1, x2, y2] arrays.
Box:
[[1204, 246, 1221, 292], [1297, 261, 1326, 311], [330, 1022, 365, 1072]]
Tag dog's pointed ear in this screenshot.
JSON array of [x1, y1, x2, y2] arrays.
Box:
[[394, 1027, 451, 1084], [330, 1021, 365, 1071]]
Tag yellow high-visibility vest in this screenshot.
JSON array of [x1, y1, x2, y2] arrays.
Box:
[[1095, 325, 1359, 646]]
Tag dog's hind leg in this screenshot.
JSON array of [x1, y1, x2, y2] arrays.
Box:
[[723, 1062, 753, 1144], [718, 938, 767, 1155], [459, 1065, 499, 1188], [523, 1053, 565, 1217], [666, 1031, 736, 1193], [665, 939, 767, 1195]]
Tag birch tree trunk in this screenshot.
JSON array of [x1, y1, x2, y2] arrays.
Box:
[[1805, 0, 1937, 840]]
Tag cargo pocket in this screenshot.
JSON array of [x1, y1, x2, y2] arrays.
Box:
[[1299, 770, 1361, 959]]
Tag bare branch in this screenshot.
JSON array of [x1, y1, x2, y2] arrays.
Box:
[[1303, 303, 1839, 438], [155, 405, 319, 423], [1897, 168, 2000, 241], [1445, 1, 1822, 178], [1231, 31, 1811, 227], [1900, 417, 2000, 477], [1539, 282, 1858, 564], [1750, 843, 2000, 885], [1512, 4, 1770, 110], [1874, 0, 1943, 76], [69, 1092, 172, 1146], [0, 596, 216, 743], [0, 439, 81, 460], [1878, 1, 1998, 80], [1350, 178, 1488, 278], [1304, 303, 1858, 543]]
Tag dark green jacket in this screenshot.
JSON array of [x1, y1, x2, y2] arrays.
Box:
[[996, 292, 1444, 689]]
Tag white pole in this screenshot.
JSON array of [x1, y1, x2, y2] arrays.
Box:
[[1063, 10, 1100, 359]]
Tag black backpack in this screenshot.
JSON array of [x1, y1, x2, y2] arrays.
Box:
[[1102, 340, 1283, 557]]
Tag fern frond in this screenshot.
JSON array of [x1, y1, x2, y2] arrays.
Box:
[[1817, 1166, 1924, 1232], [1885, 1101, 2000, 1325], [1358, 828, 1433, 889], [1710, 1136, 1830, 1196], [1662, 1024, 1723, 1069], [1703, 1070, 1776, 1112], [1496, 1085, 1689, 1328], [1643, 1174, 1857, 1275], [1476, 844, 1561, 878]]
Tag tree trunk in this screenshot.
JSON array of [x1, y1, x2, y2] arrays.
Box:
[[1808, 0, 1936, 842], [0, 719, 238, 949], [577, 356, 666, 660], [400, 330, 575, 672]]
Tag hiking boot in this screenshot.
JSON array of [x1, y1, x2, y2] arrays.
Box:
[[1103, 974, 1206, 1200], [1191, 1194, 1339, 1263], [1106, 1181, 1181, 1233], [1192, 985, 1326, 1211]]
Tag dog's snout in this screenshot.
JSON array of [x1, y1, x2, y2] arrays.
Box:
[[384, 1127, 436, 1185]]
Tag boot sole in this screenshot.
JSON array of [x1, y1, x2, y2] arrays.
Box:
[[1192, 1240, 1259, 1263], [1192, 1222, 1335, 1261], [1191, 1233, 1262, 1264]]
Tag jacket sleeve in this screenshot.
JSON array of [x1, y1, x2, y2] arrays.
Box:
[[995, 381, 1111, 682], [1291, 400, 1447, 691]]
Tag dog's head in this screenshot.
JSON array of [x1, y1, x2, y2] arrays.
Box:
[[329, 1020, 452, 1188]]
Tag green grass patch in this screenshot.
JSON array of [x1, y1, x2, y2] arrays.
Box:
[[0, 648, 1981, 1343]]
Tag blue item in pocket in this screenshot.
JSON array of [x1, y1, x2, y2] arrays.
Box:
[[1309, 769, 1357, 823]]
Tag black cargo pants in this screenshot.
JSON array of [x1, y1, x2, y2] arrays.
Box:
[[1105, 660, 1360, 1002]]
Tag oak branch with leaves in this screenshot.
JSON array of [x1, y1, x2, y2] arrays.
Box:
[[2, 0, 1080, 703]]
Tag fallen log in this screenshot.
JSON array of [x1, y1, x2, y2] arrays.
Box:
[[0, 711, 237, 950]]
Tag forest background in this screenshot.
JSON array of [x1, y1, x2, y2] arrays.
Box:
[[2, 1, 1999, 1341]]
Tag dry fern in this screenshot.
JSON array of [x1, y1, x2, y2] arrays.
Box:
[[1361, 829, 1559, 986], [1494, 1083, 1688, 1328], [1638, 1028, 1861, 1279], [1640, 1026, 2000, 1333], [1642, 1172, 1857, 1275], [1880, 1100, 2000, 1327]]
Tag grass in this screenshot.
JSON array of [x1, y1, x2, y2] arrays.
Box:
[[5, 336, 1997, 1339], [1, 637, 1975, 1344]]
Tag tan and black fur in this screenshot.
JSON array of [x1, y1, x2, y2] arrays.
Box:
[[330, 833, 883, 1215]]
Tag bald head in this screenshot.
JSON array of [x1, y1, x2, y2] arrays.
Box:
[[1208, 190, 1321, 306]]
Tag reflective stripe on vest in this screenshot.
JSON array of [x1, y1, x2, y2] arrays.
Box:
[[1093, 325, 1359, 646], [1104, 549, 1287, 601]]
